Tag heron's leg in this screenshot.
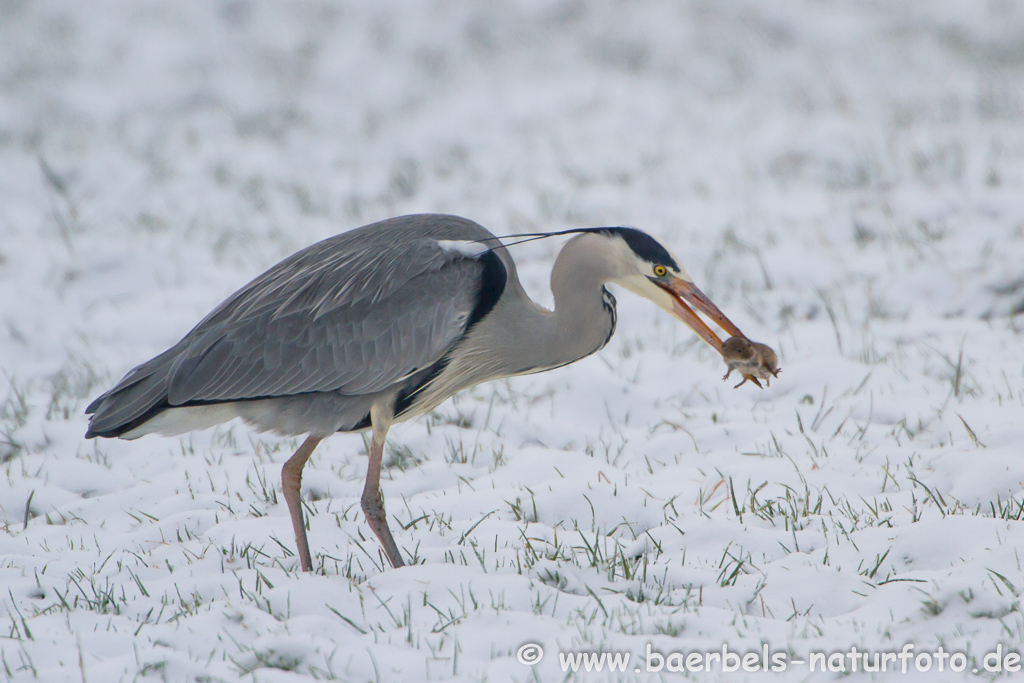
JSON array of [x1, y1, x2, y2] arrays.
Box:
[[281, 435, 323, 572], [361, 427, 405, 568]]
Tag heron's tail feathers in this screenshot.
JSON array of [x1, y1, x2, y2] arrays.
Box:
[[84, 348, 178, 439]]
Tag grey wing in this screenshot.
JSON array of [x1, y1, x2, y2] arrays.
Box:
[[165, 247, 482, 403], [85, 219, 503, 436]]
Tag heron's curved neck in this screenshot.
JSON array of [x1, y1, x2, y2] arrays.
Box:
[[495, 234, 621, 375]]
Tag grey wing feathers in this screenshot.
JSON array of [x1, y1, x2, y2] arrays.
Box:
[[86, 214, 503, 436], [83, 346, 182, 433], [165, 258, 479, 401]]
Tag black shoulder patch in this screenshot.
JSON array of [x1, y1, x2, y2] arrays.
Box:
[[593, 227, 678, 271], [392, 357, 450, 419], [391, 250, 507, 420], [465, 250, 507, 330]]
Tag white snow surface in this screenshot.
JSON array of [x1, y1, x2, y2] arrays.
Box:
[[2, 1, 1024, 681]]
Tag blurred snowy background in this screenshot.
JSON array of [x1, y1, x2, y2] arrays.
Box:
[[2, 0, 1024, 680]]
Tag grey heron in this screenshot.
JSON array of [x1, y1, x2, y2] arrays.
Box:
[[86, 213, 765, 571]]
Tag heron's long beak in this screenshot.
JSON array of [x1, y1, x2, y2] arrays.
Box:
[[658, 278, 744, 355]]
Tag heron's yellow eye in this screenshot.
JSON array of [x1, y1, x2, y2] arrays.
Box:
[[653, 265, 668, 277]]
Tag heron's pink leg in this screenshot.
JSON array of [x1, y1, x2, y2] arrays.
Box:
[[281, 435, 323, 572], [361, 429, 405, 568]]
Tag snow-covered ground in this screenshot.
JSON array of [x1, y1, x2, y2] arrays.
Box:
[[3, 1, 1024, 680]]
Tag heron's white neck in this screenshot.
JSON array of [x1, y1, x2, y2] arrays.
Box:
[[479, 233, 628, 377]]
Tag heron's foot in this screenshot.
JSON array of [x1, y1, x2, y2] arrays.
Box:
[[721, 336, 779, 389], [361, 487, 406, 569]]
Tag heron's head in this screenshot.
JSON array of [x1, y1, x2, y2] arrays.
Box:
[[593, 227, 745, 354]]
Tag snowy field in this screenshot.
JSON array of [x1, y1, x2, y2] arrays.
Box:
[[3, 1, 1024, 680]]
